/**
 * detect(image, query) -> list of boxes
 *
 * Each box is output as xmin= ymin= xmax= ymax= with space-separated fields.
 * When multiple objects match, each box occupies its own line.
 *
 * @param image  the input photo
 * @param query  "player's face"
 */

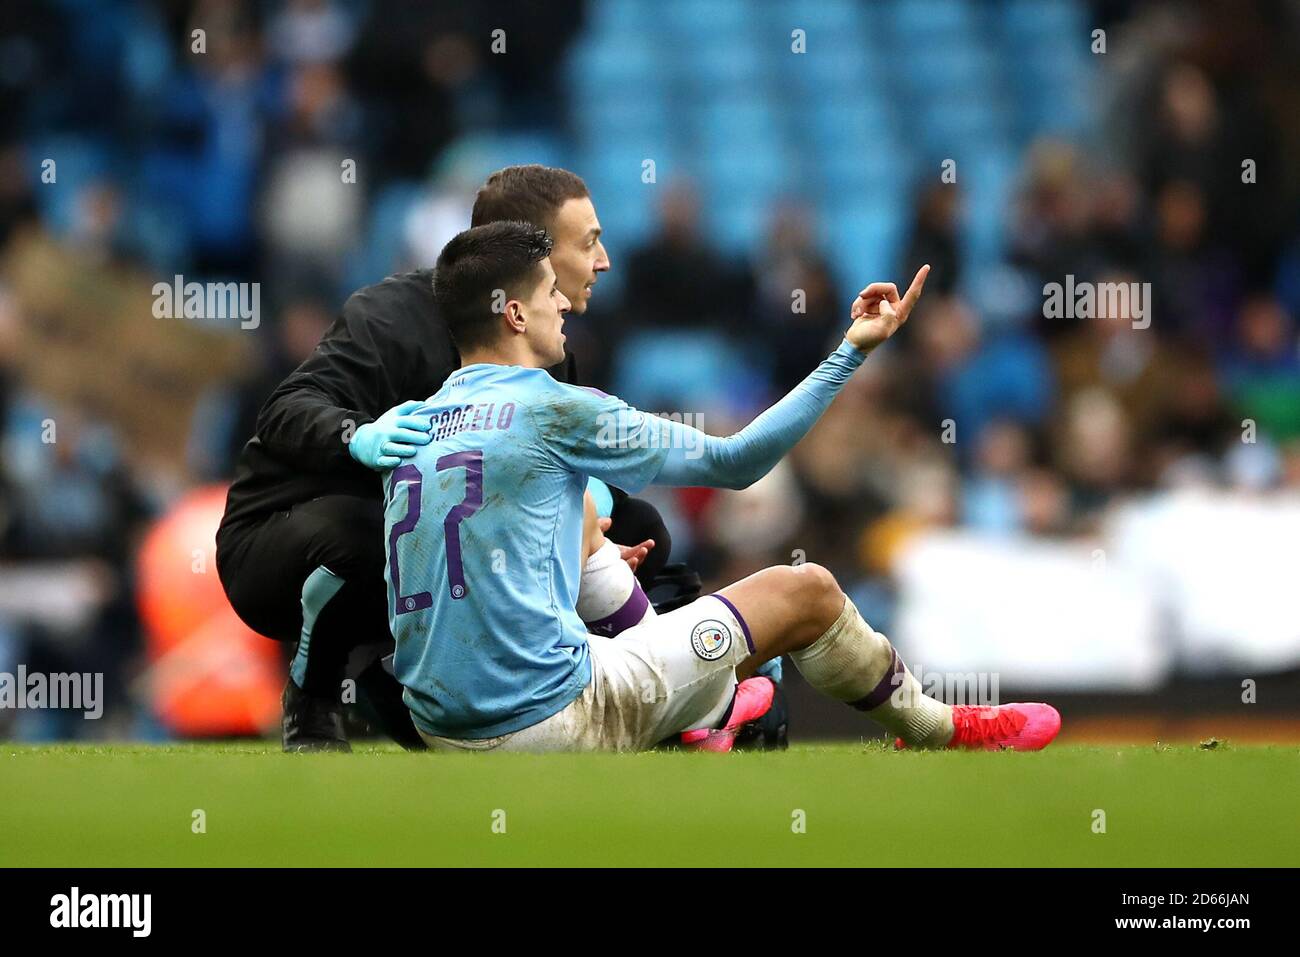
xmin=547 ymin=196 xmax=609 ymax=315
xmin=520 ymin=258 xmax=571 ymax=366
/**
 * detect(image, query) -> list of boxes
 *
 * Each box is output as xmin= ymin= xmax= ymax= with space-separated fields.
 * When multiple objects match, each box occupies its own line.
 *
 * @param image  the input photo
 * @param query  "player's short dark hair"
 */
xmin=470 ymin=165 xmax=590 ymax=232
xmin=433 ymin=221 xmax=554 ymax=352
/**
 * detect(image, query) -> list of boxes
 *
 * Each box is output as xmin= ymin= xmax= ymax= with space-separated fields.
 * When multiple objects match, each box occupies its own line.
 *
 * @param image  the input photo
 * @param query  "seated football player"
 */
xmin=216 ymin=164 xmax=688 ymax=751
xmin=385 ymin=222 xmax=1061 ymax=753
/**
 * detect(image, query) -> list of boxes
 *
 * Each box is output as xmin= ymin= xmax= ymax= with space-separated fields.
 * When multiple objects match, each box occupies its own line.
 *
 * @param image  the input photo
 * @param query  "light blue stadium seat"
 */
xmin=693 ymin=98 xmax=784 ymax=147
xmin=581 ymin=141 xmax=682 ymax=192
xmin=997 ymin=0 xmax=1094 ymax=139
xmin=889 ymin=0 xmax=980 ymax=39
xmin=958 ymin=148 xmax=1018 ymax=270
xmin=573 ymin=94 xmax=674 ymax=145
xmin=1005 ymin=43 xmax=1093 ymax=139
xmin=565 ymin=35 xmax=662 ymax=92
xmin=698 ymin=143 xmax=792 ymax=204
xmin=759 ymin=0 xmax=874 ymax=99
xmin=557 ymin=0 xmax=1102 ymax=311
xmin=817 ymin=150 xmax=909 ymax=206
xmin=612 ymin=329 xmax=770 ymax=417
xmin=803 ymin=91 xmax=892 ymax=141
xmin=786 ymin=54 xmax=876 ymax=101
xmin=343 ymin=180 xmax=422 ymax=293
xmin=822 ymin=200 xmax=908 ymax=289
xmin=584 ymin=191 xmax=654 ymax=265
xmin=901 ymin=45 xmax=1001 ymax=98
xmin=776 ymin=0 xmax=868 ymax=34
xmin=1002 ymin=0 xmax=1085 ymax=41
xmin=676 ymin=39 xmax=765 ymax=92
xmin=579 ymin=142 xmax=683 ymax=248
xmin=706 ymin=197 xmax=775 ymax=256
xmin=587 ymin=0 xmax=661 ymax=39
xmin=657 ymin=0 xmax=754 ymax=40
xmin=917 ymin=99 xmax=1012 ymax=154
xmin=474 ymin=132 xmax=571 ymax=174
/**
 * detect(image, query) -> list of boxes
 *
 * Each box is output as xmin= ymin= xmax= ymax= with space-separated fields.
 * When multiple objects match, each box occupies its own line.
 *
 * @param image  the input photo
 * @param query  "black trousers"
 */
xmin=216 ymin=493 xmax=673 ymax=698
xmin=217 ymin=495 xmax=388 ymax=696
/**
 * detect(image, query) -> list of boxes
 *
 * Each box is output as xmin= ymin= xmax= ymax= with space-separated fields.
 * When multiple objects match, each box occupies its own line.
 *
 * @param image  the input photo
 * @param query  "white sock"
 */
xmin=578 ymin=540 xmax=655 ymax=637
xmin=790 ymin=597 xmax=953 ymax=747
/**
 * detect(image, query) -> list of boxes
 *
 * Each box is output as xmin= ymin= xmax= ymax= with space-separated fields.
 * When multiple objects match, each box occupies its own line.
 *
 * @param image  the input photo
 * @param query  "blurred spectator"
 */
xmin=962 ymin=421 xmax=1033 ymax=536
xmin=613 ymin=180 xmax=766 ymax=415
xmin=260 ymin=60 xmax=365 ymax=292
xmin=1051 ymin=269 xmax=1197 ymax=457
xmin=1219 ymin=295 xmax=1300 ymax=442
xmin=1138 ymin=63 xmax=1223 ymax=202
xmin=753 ymin=201 xmax=843 ymax=393
xmin=0 ymin=146 xmax=38 ymax=247
xmin=1009 ymin=141 xmax=1102 ymax=337
xmin=267 ymin=0 xmax=356 ymax=66
xmin=1017 ymin=468 xmax=1073 ymax=538
xmin=622 ymin=180 xmax=754 ymax=331
xmin=907 ymin=293 xmax=1056 ymax=459
xmin=1057 ymin=387 xmax=1132 ymax=528
xmin=903 ymin=182 xmax=963 ymax=296
xmin=159 ymin=0 xmax=272 ymax=276
xmin=1150 ymin=177 xmax=1241 ymax=345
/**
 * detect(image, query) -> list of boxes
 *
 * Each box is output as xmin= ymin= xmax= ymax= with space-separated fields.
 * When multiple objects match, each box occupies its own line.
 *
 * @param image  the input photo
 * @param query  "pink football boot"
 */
xmin=895 ymin=703 xmax=1061 ymax=751
xmin=681 ymin=677 xmax=777 ymax=753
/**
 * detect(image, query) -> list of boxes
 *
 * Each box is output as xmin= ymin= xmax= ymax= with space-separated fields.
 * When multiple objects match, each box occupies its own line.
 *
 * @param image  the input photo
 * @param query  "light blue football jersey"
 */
xmin=386 ymin=341 xmax=868 ymax=739
xmin=384 ymin=363 xmax=671 ymax=738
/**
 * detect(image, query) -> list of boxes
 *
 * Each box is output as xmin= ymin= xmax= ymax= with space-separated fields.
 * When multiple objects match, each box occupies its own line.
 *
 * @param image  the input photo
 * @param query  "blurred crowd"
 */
xmin=1 ymin=0 xmax=1298 ymax=736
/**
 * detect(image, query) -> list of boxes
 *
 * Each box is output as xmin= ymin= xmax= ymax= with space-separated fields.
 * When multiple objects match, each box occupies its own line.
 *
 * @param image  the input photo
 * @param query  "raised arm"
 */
xmin=655 ymin=339 xmax=863 ymax=488
xmin=653 ymin=264 xmax=930 ymax=489
xmin=531 ymin=266 xmax=929 ymax=493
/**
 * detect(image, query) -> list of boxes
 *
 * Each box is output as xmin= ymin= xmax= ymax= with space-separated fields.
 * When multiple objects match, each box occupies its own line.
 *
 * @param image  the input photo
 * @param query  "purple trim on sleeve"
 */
xmin=587 ymin=584 xmax=650 ymax=637
xmin=578 ymin=385 xmax=611 ymax=399
xmin=712 ymin=593 xmax=755 ymax=654
xmin=850 ymin=650 xmax=903 ymax=712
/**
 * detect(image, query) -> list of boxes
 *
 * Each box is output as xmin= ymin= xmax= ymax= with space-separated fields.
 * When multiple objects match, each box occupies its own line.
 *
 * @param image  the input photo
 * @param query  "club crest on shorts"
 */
xmin=690 ymin=620 xmax=733 ymax=661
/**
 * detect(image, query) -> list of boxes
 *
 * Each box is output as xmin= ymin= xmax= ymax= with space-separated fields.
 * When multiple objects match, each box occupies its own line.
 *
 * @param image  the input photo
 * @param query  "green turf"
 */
xmin=2 ymin=742 xmax=1296 ymax=866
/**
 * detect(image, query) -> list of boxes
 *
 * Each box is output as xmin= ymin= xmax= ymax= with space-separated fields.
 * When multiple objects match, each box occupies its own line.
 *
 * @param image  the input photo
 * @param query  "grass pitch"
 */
xmin=2 ymin=742 xmax=1296 ymax=867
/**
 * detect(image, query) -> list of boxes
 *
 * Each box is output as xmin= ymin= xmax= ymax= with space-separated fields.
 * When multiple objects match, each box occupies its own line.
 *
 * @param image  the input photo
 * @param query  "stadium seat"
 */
xmin=777 ymin=0 xmax=868 ymax=34
xmin=889 ymin=0 xmax=981 ymax=41
xmin=343 ymin=180 xmax=422 ymax=293
xmin=656 ymin=0 xmax=754 ymax=40
xmin=822 ymin=202 xmax=908 ymax=291
xmin=565 ymin=35 xmax=662 ymax=92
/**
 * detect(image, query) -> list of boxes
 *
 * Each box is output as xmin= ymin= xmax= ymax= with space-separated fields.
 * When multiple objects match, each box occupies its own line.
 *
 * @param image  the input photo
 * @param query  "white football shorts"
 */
xmin=418 ymin=594 xmax=755 ymax=752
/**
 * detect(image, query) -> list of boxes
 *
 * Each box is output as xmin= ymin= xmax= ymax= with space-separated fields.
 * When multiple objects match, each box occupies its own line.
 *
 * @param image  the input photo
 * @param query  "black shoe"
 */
xmin=351 ymin=656 xmax=427 ymax=750
xmin=733 ymin=677 xmax=789 ymax=750
xmin=282 ymin=678 xmax=351 ymax=752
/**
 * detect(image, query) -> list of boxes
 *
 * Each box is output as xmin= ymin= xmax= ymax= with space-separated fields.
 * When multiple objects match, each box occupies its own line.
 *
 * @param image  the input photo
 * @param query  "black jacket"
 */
xmin=218 ymin=269 xmax=576 ymax=537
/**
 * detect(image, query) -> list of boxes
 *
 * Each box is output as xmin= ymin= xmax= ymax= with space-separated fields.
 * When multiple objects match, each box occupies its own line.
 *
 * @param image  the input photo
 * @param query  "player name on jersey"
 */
xmin=430 ymin=401 xmax=517 ymax=441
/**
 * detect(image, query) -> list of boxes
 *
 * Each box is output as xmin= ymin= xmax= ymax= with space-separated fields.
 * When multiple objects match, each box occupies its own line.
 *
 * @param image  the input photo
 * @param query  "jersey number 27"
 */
xmin=389 ymin=450 xmax=484 ymax=613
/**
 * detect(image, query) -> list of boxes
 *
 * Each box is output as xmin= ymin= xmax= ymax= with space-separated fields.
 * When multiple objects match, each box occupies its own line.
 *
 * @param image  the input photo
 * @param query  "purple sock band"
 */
xmin=712 ymin=593 xmax=755 ymax=654
xmin=587 ymin=583 xmax=650 ymax=638
xmin=850 ymin=649 xmax=903 ymax=712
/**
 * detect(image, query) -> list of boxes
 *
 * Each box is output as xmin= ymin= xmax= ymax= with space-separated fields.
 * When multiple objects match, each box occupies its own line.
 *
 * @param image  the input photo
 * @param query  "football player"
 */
xmin=386 ymin=222 xmax=1061 ymax=753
